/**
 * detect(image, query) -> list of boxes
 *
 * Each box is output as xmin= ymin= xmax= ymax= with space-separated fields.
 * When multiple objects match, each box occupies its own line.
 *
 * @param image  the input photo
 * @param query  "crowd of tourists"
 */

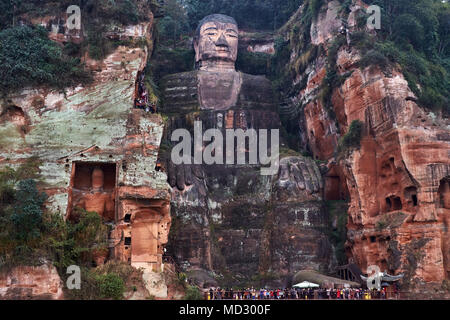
xmin=206 ymin=287 xmax=392 ymax=300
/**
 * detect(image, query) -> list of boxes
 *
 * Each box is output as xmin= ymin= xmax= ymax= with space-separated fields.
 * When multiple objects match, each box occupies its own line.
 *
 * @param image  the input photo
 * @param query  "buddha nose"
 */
xmin=215 ymin=33 xmax=229 ymax=48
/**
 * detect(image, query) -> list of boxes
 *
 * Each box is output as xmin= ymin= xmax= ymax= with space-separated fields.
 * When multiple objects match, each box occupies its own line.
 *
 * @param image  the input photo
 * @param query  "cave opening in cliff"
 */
xmin=392 ymin=197 xmax=402 ymax=210
xmin=385 ymin=198 xmax=392 ymax=211
xmin=412 ymin=194 xmax=418 ymax=206
xmin=325 ymin=176 xmax=342 ymax=200
xmin=385 ymin=196 xmax=402 ymax=212
xmin=404 ymin=186 xmax=418 ymax=207
xmin=438 ymin=177 xmax=450 ymax=209
xmin=124 ymin=213 xmax=132 ymax=223
xmin=0 ymin=104 xmax=30 ymax=133
xmin=68 ymin=162 xmax=117 ymax=222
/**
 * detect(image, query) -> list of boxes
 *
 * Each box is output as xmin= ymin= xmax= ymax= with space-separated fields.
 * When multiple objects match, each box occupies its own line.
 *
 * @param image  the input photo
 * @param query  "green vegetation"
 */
xmin=184 ymin=285 xmax=204 ymax=300
xmin=183 ymin=0 xmax=303 ymax=31
xmin=236 ymin=51 xmax=271 ymax=76
xmin=0 ymin=0 xmax=157 ymax=94
xmin=354 ymin=0 xmax=450 ymax=115
xmin=325 ymin=200 xmax=348 ymax=265
xmin=0 ymin=160 xmax=108 ymax=272
xmin=320 ymin=35 xmax=349 ymax=120
xmin=97 ymin=273 xmax=125 ymax=300
xmin=279 ymin=147 xmax=303 ymax=159
xmin=149 ymin=47 xmax=195 ymax=82
xmin=0 ymin=25 xmax=92 ymax=95
xmin=0 ymin=0 xmax=153 ymax=32
xmin=310 ymin=0 xmax=324 ymax=19
xmin=403 ymin=238 xmax=431 ymax=287
xmin=156 ymin=0 xmax=190 ymax=46
xmin=273 ymin=0 xmax=329 ymax=151
xmin=0 ymin=160 xmax=147 ymax=300
xmin=337 ymin=120 xmax=364 ymax=153
xmin=375 ymin=212 xmax=406 ymax=232
xmin=66 ymin=261 xmax=145 ymax=300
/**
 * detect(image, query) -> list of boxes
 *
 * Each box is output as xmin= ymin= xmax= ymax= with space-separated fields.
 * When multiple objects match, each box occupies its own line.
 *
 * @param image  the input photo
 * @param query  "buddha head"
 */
xmin=194 ymin=14 xmax=239 ymax=71
xmin=91 ymin=167 xmax=104 ymax=189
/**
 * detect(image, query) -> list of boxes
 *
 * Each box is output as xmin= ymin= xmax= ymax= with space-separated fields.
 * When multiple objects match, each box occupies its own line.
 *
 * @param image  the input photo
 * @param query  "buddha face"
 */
xmin=91 ymin=167 xmax=104 ymax=189
xmin=194 ymin=14 xmax=239 ymax=69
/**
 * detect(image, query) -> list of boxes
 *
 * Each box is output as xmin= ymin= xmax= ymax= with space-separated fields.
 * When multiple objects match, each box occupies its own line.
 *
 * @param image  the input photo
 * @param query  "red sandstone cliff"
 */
xmin=282 ymin=0 xmax=449 ymax=289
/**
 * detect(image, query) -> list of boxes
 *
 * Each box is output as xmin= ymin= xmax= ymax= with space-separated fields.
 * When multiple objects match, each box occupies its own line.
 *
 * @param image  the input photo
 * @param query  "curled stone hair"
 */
xmin=194 ymin=14 xmax=238 ymax=43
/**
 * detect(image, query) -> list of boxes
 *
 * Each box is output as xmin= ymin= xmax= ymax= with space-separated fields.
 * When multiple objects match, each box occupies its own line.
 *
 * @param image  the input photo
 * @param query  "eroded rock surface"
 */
xmin=282 ymin=0 xmax=450 ymax=285
xmin=0 ymin=8 xmax=171 ymax=298
xmin=0 ymin=264 xmax=64 ymax=300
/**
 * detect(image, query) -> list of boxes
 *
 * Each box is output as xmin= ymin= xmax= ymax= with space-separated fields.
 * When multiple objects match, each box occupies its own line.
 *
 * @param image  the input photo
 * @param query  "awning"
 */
xmin=293 ymin=281 xmax=320 ymax=288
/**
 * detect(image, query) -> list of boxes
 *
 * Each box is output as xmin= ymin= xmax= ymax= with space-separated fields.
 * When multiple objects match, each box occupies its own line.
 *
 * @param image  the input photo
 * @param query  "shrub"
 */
xmin=338 ymin=120 xmax=364 ymax=153
xmin=237 ymin=51 xmax=271 ymax=75
xmin=311 ymin=0 xmax=324 ymax=20
xmin=359 ymin=49 xmax=390 ymax=70
xmin=184 ymin=285 xmax=204 ymax=300
xmin=97 ymin=273 xmax=125 ymax=300
xmin=0 ymin=160 xmax=110 ymax=272
xmin=150 ymin=47 xmax=195 ymax=82
xmin=393 ymin=14 xmax=425 ymax=50
xmin=9 ymin=179 xmax=47 ymax=242
xmin=176 ymin=272 xmax=188 ymax=288
xmin=0 ymin=25 xmax=91 ymax=94
xmin=325 ymin=200 xmax=349 ymax=265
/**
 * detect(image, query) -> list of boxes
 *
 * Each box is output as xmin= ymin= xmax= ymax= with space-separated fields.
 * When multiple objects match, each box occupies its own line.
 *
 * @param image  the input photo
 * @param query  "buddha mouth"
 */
xmin=216 ymin=47 xmax=230 ymax=53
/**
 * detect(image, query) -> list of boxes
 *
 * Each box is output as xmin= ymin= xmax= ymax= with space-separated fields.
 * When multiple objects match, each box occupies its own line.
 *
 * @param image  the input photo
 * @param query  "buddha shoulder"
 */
xmin=161 ymin=71 xmax=200 ymax=114
xmin=236 ymin=73 xmax=276 ymax=110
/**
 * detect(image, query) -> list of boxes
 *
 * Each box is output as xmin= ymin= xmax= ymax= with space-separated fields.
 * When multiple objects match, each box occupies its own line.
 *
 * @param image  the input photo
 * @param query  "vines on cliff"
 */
xmin=353 ymin=0 xmax=450 ymax=115
xmin=0 ymin=26 xmax=92 ymax=95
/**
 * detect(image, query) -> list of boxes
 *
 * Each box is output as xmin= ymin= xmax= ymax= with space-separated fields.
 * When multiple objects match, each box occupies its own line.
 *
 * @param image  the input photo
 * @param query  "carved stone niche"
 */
xmin=112 ymin=198 xmax=171 ymax=272
xmin=439 ymin=177 xmax=450 ymax=209
xmin=68 ymin=162 xmax=117 ymax=222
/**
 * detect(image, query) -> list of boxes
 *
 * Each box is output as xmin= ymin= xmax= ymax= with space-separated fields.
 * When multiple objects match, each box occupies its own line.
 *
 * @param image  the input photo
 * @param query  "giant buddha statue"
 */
xmin=160 ymin=14 xmax=329 ymax=283
xmin=162 ymin=14 xmax=277 ymax=115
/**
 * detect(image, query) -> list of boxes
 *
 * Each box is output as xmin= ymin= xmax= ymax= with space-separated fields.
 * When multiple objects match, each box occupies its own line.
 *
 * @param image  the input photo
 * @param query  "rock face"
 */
xmin=0 ymin=8 xmax=171 ymax=297
xmin=282 ymin=0 xmax=450 ymax=285
xmin=0 ymin=264 xmax=64 ymax=300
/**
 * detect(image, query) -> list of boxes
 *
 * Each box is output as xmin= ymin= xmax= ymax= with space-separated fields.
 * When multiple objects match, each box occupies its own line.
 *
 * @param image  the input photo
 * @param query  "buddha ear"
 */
xmin=194 ymin=39 xmax=200 ymax=63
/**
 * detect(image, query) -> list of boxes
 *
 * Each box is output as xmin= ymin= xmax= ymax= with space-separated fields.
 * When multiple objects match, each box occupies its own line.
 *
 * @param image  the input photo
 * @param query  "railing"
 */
xmin=205 ymin=290 xmax=405 ymax=301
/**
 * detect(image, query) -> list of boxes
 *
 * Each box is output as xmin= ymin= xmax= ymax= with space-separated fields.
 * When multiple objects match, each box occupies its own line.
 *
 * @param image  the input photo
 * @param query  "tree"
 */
xmin=0 ymin=25 xmax=91 ymax=94
xmin=158 ymin=0 xmax=189 ymax=46
xmin=182 ymin=0 xmax=303 ymax=31
xmin=437 ymin=4 xmax=450 ymax=56
xmin=10 ymin=179 xmax=47 ymax=241
xmin=393 ymin=14 xmax=425 ymax=50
